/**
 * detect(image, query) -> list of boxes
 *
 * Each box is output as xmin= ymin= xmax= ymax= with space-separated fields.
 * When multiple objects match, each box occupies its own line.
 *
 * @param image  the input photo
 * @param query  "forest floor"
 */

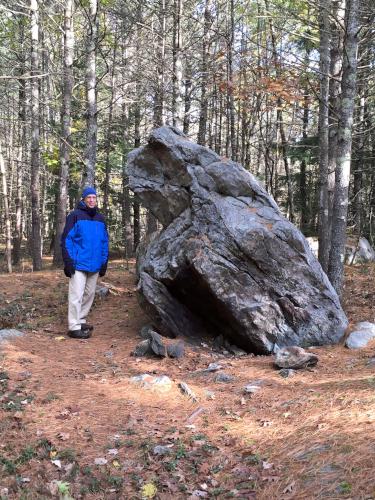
xmin=0 ymin=260 xmax=375 ymax=500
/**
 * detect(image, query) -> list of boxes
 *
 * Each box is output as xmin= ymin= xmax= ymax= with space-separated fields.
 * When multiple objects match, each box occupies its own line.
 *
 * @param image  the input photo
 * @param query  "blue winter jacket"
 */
xmin=61 ymin=201 xmax=109 ymax=273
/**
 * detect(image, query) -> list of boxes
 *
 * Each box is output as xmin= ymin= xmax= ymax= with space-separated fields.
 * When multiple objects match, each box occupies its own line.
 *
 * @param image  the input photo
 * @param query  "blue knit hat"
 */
xmin=82 ymin=187 xmax=97 ymax=199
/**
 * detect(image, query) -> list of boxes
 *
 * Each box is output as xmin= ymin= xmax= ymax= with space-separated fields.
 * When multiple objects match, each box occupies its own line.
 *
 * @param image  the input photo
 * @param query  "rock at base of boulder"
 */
xmin=274 ymin=346 xmax=318 ymax=369
xmin=279 ymin=368 xmax=295 ymax=378
xmin=139 ymin=325 xmax=185 ymax=359
xmin=167 ymin=340 xmax=185 ymax=358
xmin=133 ymin=339 xmax=153 ymax=357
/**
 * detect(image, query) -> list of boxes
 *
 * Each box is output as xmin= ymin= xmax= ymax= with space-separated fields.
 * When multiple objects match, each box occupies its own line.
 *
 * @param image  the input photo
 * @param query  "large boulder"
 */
xmin=127 ymin=127 xmax=348 ymax=354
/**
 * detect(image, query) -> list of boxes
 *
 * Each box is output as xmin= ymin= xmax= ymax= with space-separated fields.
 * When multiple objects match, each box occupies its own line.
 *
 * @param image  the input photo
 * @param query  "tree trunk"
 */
xmin=53 ymin=0 xmax=74 ymax=266
xmin=103 ymin=37 xmax=118 ymax=219
xmin=0 ymin=142 xmax=12 ymax=273
xmin=172 ymin=0 xmax=184 ymax=129
xmin=30 ymin=0 xmax=43 ymax=271
xmin=227 ymin=0 xmax=236 ymax=159
xmin=133 ymin=94 xmax=141 ymax=251
xmin=183 ymin=60 xmax=192 ymax=135
xmin=153 ymin=0 xmax=166 ymax=127
xmin=122 ymin=105 xmax=133 ymax=260
xmin=13 ymin=15 xmax=26 ymax=266
xmin=327 ymin=0 xmax=345 ymax=255
xmin=83 ymin=0 xmax=98 ymax=188
xmin=300 ymin=89 xmax=309 ymax=234
xmin=197 ymin=0 xmax=212 ymax=145
xmin=318 ymin=0 xmax=331 ymax=272
xmin=328 ymin=0 xmax=360 ymax=294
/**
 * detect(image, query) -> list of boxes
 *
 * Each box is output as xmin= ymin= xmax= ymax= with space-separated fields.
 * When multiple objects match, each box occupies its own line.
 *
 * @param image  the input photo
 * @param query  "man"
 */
xmin=61 ymin=187 xmax=109 ymax=339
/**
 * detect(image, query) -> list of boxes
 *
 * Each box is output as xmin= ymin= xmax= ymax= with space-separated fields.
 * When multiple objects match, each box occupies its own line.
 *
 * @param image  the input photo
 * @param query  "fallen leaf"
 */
xmin=112 ymin=459 xmax=121 ymax=468
xmin=140 ymin=482 xmax=157 ymax=499
xmin=51 ymin=459 xmax=62 ymax=469
xmin=54 ymin=336 xmax=66 ymax=341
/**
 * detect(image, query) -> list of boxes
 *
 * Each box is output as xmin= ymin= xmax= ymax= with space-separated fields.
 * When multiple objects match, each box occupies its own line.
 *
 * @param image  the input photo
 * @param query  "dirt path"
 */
xmin=0 ymin=262 xmax=375 ymax=499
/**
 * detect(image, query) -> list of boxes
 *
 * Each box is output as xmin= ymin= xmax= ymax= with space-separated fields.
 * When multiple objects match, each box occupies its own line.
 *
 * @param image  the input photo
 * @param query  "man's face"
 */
xmin=84 ymin=194 xmax=97 ymax=208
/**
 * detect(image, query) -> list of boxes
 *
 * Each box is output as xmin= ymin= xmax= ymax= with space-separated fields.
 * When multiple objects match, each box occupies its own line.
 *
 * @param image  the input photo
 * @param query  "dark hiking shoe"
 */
xmin=81 ymin=324 xmax=94 ymax=331
xmin=68 ymin=328 xmax=91 ymax=339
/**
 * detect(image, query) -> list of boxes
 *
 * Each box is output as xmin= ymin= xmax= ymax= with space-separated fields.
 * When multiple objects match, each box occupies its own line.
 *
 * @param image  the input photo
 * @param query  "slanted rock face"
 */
xmin=127 ymin=126 xmax=348 ymax=354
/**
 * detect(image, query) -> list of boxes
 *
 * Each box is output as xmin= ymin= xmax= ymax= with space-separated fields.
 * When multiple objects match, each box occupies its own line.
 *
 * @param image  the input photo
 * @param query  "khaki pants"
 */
xmin=68 ymin=270 xmax=99 ymax=331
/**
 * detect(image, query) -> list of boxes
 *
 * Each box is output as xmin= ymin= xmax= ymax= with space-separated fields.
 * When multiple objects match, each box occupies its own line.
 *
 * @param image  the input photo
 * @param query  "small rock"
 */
xmin=133 ymin=339 xmax=152 ymax=357
xmin=279 ymin=368 xmax=295 ymax=378
xmin=274 ymin=346 xmax=318 ymax=369
xmin=213 ymin=335 xmax=225 ymax=349
xmin=0 ymin=329 xmax=24 ymax=343
xmin=167 ymin=340 xmax=185 ymax=358
xmin=153 ymin=444 xmax=174 ymax=456
xmin=366 ymin=357 xmax=375 ymax=366
xmin=15 ymin=371 xmax=32 ymax=381
xmin=215 ymin=372 xmax=235 ymax=383
xmin=130 ymin=374 xmax=172 ymax=392
xmin=346 ymin=323 xmax=375 ymax=349
xmin=205 ymin=363 xmax=223 ymax=372
xmin=107 ymin=448 xmax=118 ymax=455
xmin=178 ymin=381 xmax=198 ymax=402
xmin=228 ymin=345 xmax=247 ymax=356
xmin=140 ymin=325 xmax=157 ymax=340
xmin=94 ymin=457 xmax=108 ymax=465
xmin=95 ymin=286 xmax=109 ymax=298
xmin=191 ymin=490 xmax=208 ymax=498
xmin=150 ymin=332 xmax=167 ymax=357
xmin=243 ymin=383 xmax=262 ymax=394
xmin=204 ymin=390 xmax=216 ymax=400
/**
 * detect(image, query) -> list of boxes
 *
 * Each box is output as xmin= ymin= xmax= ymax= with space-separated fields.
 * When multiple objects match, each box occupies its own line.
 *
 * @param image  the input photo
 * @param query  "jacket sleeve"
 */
xmin=101 ymin=220 xmax=109 ymax=266
xmin=60 ymin=212 xmax=76 ymax=267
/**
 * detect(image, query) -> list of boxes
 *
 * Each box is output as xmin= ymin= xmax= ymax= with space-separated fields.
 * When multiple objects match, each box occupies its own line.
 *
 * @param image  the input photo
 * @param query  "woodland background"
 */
xmin=0 ymin=0 xmax=374 ymax=295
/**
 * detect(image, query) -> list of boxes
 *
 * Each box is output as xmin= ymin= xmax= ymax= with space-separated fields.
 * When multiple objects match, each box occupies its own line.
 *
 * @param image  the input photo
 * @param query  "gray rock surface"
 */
xmin=95 ymin=285 xmax=109 ymax=298
xmin=167 ymin=340 xmax=185 ymax=358
xmin=0 ymin=329 xmax=24 ymax=343
xmin=346 ymin=322 xmax=375 ymax=349
xmin=274 ymin=346 xmax=318 ymax=369
xmin=127 ymin=126 xmax=348 ymax=354
xmin=133 ymin=339 xmax=152 ymax=357
xmin=153 ymin=445 xmax=174 ymax=456
xmin=130 ymin=374 xmax=172 ymax=392
xmin=345 ymin=237 xmax=375 ymax=264
xmin=178 ymin=381 xmax=198 ymax=402
xmin=278 ymin=368 xmax=295 ymax=378
xmin=215 ymin=373 xmax=235 ymax=383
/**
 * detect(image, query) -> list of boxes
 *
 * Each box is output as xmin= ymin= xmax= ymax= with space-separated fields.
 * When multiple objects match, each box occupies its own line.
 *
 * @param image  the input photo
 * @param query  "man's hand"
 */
xmin=99 ymin=263 xmax=107 ymax=277
xmin=64 ymin=263 xmax=75 ymax=278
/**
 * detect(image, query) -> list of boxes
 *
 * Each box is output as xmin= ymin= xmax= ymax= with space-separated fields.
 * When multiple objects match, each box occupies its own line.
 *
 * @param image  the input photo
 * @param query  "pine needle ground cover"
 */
xmin=0 ymin=261 xmax=374 ymax=499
